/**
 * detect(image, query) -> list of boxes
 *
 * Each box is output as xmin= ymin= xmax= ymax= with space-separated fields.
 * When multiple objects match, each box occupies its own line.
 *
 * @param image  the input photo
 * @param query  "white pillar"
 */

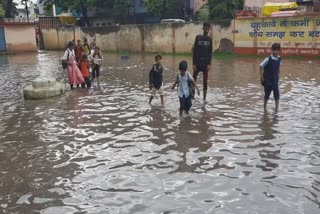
xmin=53 ymin=4 xmax=56 ymax=16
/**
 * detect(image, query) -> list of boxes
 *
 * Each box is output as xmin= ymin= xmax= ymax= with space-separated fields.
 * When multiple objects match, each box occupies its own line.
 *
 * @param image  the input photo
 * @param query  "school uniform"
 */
xmin=149 ymin=64 xmax=164 ymax=96
xmin=260 ymin=55 xmax=282 ymax=100
xmin=177 ymin=72 xmax=194 ymax=112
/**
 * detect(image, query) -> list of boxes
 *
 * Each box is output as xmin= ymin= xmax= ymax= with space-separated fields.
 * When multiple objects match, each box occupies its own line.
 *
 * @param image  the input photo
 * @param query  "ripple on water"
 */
xmin=0 ymin=53 xmax=319 ymax=213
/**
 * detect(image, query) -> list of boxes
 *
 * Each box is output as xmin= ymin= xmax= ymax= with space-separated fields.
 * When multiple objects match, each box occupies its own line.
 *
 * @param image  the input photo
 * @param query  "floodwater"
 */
xmin=0 ymin=52 xmax=319 ymax=214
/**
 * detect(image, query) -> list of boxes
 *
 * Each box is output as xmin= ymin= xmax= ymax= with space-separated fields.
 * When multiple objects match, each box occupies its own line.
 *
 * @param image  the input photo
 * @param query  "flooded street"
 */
xmin=0 ymin=51 xmax=319 ymax=214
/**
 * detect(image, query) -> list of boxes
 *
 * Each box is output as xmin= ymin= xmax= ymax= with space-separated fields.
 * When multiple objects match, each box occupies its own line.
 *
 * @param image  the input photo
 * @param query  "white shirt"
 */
xmin=260 ymin=54 xmax=281 ymax=68
xmin=177 ymin=72 xmax=193 ymax=98
xmin=62 ymin=49 xmax=75 ymax=60
xmin=88 ymin=51 xmax=103 ymax=65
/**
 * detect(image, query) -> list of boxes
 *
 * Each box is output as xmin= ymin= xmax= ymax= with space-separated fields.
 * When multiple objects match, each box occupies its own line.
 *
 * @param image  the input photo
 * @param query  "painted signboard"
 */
xmin=234 ymin=16 xmax=320 ymax=56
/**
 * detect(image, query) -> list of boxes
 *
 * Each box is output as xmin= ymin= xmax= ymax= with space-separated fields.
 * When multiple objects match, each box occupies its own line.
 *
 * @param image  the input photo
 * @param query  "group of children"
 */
xmin=148 ymin=54 xmax=200 ymax=116
xmin=149 ymin=43 xmax=282 ymax=116
xmin=62 ymin=23 xmax=282 ymax=116
xmin=62 ymin=38 xmax=103 ymax=89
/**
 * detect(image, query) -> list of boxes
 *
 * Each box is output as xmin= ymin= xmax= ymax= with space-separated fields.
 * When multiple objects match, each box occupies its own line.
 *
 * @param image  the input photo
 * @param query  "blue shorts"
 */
xmin=179 ymin=95 xmax=192 ymax=111
xmin=264 ymin=85 xmax=279 ymax=100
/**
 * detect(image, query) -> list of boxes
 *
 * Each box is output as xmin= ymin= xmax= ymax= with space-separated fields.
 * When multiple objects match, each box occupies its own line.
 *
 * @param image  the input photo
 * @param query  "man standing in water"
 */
xmin=192 ymin=22 xmax=213 ymax=101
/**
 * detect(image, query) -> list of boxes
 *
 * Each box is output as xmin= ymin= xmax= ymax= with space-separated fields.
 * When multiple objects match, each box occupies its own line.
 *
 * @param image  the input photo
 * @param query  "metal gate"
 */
xmin=0 ymin=27 xmax=6 ymax=51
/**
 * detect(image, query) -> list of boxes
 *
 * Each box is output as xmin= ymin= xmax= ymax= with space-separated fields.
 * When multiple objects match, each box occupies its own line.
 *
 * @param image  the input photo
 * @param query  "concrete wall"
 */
xmin=41 ymin=21 xmax=234 ymax=54
xmin=4 ymin=24 xmax=37 ymax=52
xmin=41 ymin=27 xmax=81 ymax=50
xmin=79 ymin=21 xmax=234 ymax=54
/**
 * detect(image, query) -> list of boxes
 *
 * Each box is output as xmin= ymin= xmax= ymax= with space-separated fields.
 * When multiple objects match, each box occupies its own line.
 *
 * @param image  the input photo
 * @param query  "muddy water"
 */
xmin=0 ymin=52 xmax=319 ymax=214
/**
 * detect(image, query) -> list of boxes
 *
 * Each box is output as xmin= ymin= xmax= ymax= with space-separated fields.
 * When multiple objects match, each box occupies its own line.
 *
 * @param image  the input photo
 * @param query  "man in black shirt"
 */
xmin=149 ymin=54 xmax=164 ymax=106
xmin=193 ymin=22 xmax=213 ymax=101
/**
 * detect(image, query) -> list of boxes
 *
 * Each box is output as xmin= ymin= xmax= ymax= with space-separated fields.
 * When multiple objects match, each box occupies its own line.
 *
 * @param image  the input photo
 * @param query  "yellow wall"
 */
xmin=4 ymin=24 xmax=37 ymax=52
xmin=235 ymin=16 xmax=320 ymax=55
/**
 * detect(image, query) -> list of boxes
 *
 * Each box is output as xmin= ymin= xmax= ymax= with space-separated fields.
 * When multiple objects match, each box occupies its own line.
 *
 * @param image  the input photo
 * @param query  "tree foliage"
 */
xmin=43 ymin=0 xmax=131 ymax=13
xmin=208 ymin=0 xmax=243 ymax=20
xmin=4 ymin=0 xmax=13 ymax=18
xmin=0 ymin=0 xmax=5 ymax=17
xmin=195 ymin=4 xmax=210 ymax=21
xmin=2 ymin=0 xmax=18 ymax=18
xmin=44 ymin=0 xmax=132 ymax=26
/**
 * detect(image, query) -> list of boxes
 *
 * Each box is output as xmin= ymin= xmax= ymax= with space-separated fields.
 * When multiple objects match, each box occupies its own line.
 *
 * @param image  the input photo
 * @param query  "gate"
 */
xmin=0 ymin=27 xmax=6 ymax=51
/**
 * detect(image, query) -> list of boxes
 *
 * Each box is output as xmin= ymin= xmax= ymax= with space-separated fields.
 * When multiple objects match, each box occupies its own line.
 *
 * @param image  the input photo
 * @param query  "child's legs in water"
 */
xmin=82 ymin=77 xmax=91 ymax=88
xmin=91 ymin=65 xmax=100 ymax=83
xmin=179 ymin=96 xmax=192 ymax=115
xmin=185 ymin=96 xmax=192 ymax=113
xmin=159 ymin=85 xmax=164 ymax=106
xmin=273 ymin=85 xmax=280 ymax=109
xmin=179 ymin=96 xmax=185 ymax=115
xmin=264 ymin=86 xmax=272 ymax=108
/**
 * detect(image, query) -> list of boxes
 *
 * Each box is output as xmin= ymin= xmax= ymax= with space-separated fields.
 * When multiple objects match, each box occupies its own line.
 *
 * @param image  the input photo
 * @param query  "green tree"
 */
xmin=0 ymin=0 xmax=5 ymax=17
xmin=208 ymin=0 xmax=243 ymax=20
xmin=195 ymin=4 xmax=210 ymax=21
xmin=43 ymin=0 xmax=131 ymax=25
xmin=44 ymin=0 xmax=131 ymax=13
xmin=143 ymin=0 xmax=174 ymax=19
xmin=4 ymin=0 xmax=13 ymax=18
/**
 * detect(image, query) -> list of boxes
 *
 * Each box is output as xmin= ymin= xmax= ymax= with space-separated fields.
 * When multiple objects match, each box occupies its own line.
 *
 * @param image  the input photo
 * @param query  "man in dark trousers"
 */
xmin=193 ymin=22 xmax=213 ymax=101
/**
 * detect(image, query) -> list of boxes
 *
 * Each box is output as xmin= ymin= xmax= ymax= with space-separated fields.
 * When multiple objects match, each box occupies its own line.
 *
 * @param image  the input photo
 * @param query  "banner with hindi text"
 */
xmin=234 ymin=16 xmax=320 ymax=56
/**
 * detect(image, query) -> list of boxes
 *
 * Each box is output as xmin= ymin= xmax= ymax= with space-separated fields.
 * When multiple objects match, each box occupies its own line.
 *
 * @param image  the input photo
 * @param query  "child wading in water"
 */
xmin=75 ymin=39 xmax=83 ymax=63
xmin=89 ymin=47 xmax=103 ymax=86
xmin=259 ymin=43 xmax=282 ymax=110
xmin=172 ymin=61 xmax=200 ymax=116
xmin=80 ymin=54 xmax=91 ymax=88
xmin=149 ymin=54 xmax=164 ymax=106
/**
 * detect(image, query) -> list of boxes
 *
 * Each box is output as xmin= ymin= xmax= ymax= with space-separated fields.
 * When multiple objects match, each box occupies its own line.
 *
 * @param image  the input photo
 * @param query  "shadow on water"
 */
xmin=0 ymin=52 xmax=319 ymax=213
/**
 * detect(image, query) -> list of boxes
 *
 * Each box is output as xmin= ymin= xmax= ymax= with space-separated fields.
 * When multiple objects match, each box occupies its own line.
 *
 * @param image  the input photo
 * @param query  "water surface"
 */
xmin=0 ymin=52 xmax=319 ymax=214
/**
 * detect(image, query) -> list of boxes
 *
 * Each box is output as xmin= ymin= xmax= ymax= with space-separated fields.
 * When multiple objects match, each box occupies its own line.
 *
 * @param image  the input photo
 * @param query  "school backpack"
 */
xmin=62 ymin=50 xmax=70 ymax=69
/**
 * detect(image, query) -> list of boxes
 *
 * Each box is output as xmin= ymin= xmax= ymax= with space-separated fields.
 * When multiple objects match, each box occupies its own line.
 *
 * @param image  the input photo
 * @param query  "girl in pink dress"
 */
xmin=62 ymin=41 xmax=84 ymax=90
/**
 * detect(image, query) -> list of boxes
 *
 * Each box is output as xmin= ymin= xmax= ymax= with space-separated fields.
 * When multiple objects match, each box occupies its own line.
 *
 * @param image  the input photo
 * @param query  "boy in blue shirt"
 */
xmin=149 ymin=54 xmax=164 ymax=106
xmin=260 ymin=43 xmax=281 ymax=110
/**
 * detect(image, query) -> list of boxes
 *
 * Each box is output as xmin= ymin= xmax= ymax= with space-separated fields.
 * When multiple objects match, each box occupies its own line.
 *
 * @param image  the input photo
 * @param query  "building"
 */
xmin=16 ymin=2 xmax=37 ymax=21
xmin=244 ymin=0 xmax=292 ymax=10
xmin=244 ymin=0 xmax=320 ymax=14
xmin=36 ymin=0 xmax=46 ymax=16
xmin=0 ymin=20 xmax=37 ymax=52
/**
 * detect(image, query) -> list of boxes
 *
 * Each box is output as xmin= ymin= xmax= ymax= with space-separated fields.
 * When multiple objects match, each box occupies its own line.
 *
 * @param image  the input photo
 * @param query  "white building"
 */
xmin=16 ymin=2 xmax=37 ymax=20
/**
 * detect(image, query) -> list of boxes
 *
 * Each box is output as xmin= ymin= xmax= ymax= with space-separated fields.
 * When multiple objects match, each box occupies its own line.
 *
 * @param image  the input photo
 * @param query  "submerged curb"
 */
xmin=24 ymin=78 xmax=65 ymax=100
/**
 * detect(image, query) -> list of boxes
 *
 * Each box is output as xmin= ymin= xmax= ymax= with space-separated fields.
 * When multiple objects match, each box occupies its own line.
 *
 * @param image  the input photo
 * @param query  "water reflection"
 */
xmin=259 ymin=110 xmax=279 ymax=141
xmin=0 ymin=52 xmax=319 ymax=214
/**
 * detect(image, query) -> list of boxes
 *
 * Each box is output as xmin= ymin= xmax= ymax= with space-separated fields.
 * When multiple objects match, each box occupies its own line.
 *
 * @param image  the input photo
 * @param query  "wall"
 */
xmin=234 ymin=15 xmax=320 ymax=56
xmin=41 ymin=27 xmax=81 ymax=50
xmin=3 ymin=24 xmax=37 ymax=52
xmin=80 ymin=21 xmax=234 ymax=54
xmin=41 ymin=21 xmax=234 ymax=53
xmin=41 ymin=15 xmax=320 ymax=56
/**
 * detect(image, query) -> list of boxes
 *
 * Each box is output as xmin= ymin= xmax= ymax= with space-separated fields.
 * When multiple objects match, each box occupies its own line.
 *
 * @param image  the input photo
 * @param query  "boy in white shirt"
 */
xmin=172 ymin=61 xmax=200 ymax=116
